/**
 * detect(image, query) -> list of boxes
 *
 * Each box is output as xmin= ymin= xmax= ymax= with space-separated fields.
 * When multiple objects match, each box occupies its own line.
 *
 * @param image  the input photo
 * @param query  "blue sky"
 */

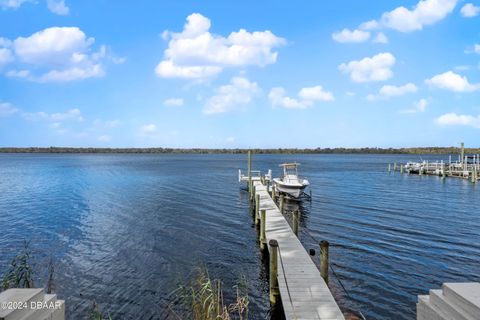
xmin=1 ymin=0 xmax=480 ymax=148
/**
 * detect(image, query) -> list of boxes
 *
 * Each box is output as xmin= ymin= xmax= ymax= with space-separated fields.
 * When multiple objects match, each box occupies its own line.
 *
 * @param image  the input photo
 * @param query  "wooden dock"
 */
xmin=253 ymin=180 xmax=345 ymax=320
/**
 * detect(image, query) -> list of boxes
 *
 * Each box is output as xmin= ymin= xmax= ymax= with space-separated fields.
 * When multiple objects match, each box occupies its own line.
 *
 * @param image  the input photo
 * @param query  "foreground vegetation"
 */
xmin=0 ymin=146 xmax=477 ymax=154
xmin=166 ymin=270 xmax=249 ymax=320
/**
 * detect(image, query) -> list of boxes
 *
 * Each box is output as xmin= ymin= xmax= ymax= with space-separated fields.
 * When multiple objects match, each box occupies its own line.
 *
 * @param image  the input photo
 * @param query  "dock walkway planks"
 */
xmin=253 ymin=181 xmax=345 ymax=320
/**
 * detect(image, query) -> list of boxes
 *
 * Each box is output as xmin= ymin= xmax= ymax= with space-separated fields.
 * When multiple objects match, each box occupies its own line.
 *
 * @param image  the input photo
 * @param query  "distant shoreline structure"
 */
xmin=0 ymin=147 xmax=478 ymax=154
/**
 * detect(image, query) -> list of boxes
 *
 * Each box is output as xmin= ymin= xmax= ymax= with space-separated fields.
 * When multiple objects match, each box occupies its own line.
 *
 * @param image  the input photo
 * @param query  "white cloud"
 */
xmin=298 ymin=85 xmax=335 ymax=101
xmin=368 ymin=83 xmax=417 ymax=100
xmin=46 ymin=0 xmax=69 ymax=15
xmin=400 ymin=98 xmax=428 ymax=113
xmin=0 ymin=0 xmax=30 ymax=9
xmin=380 ymin=83 xmax=418 ymax=96
xmin=332 ymin=28 xmax=370 ymax=43
xmin=0 ymin=102 xmax=18 ymax=117
xmin=379 ymin=0 xmax=458 ymax=32
xmin=460 ymin=3 xmax=480 ymax=17
xmin=155 ymin=13 xmax=285 ymax=79
xmin=339 ymin=52 xmax=395 ymax=83
xmin=269 ymin=85 xmax=334 ymax=109
xmin=0 ymin=48 xmax=13 ymax=67
xmin=23 ymin=108 xmax=84 ymax=122
xmin=353 ymin=0 xmax=458 ymax=35
xmin=435 ymin=113 xmax=480 ymax=127
xmin=373 ymin=32 xmax=389 ymax=44
xmin=97 ymin=135 xmax=111 ymax=142
xmin=475 ymin=44 xmax=480 ymax=54
xmin=203 ymin=76 xmax=259 ymax=114
xmin=140 ymin=124 xmax=158 ymax=134
xmin=163 ymin=98 xmax=185 ymax=107
xmin=3 ymin=27 xmax=106 ymax=82
xmin=425 ymin=71 xmax=480 ymax=92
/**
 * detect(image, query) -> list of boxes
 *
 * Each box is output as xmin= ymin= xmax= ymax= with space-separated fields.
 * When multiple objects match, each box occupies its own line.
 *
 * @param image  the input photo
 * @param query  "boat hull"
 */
xmin=273 ymin=179 xmax=308 ymax=198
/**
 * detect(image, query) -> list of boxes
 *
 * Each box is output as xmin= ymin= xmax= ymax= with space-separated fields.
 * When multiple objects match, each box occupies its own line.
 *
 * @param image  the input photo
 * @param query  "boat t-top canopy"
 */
xmin=279 ymin=162 xmax=300 ymax=168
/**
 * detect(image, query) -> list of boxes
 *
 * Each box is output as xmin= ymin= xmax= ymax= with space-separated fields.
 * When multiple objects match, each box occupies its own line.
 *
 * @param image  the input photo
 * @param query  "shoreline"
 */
xmin=0 ymin=147 xmax=478 ymax=154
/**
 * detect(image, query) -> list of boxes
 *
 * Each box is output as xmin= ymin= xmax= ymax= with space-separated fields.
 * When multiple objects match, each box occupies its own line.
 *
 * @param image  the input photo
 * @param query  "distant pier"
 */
xmin=390 ymin=143 xmax=480 ymax=183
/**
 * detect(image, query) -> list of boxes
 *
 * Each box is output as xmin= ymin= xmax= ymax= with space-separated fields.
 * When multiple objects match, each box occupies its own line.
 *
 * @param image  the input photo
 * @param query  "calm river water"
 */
xmin=0 ymin=154 xmax=479 ymax=319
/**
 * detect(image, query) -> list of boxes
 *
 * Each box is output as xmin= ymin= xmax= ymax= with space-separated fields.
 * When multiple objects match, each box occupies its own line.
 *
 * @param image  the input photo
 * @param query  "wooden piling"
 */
xmin=394 ymin=162 xmax=397 ymax=171
xmin=279 ymin=195 xmax=284 ymax=214
xmin=388 ymin=163 xmax=391 ymax=172
xmin=320 ymin=240 xmax=329 ymax=285
xmin=255 ymin=194 xmax=260 ymax=225
xmin=460 ymin=142 xmax=465 ymax=165
xmin=293 ymin=210 xmax=299 ymax=236
xmin=248 ymin=150 xmax=252 ymax=193
xmin=400 ymin=165 xmax=404 ymax=174
xmin=260 ymin=209 xmax=266 ymax=250
xmin=269 ymin=239 xmax=279 ymax=305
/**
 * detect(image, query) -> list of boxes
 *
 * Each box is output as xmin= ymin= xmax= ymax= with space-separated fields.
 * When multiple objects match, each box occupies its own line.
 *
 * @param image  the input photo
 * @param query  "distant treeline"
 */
xmin=0 ymin=147 xmax=478 ymax=154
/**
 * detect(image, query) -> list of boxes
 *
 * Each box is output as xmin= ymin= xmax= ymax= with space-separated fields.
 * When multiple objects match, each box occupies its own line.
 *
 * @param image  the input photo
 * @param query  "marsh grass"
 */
xmin=89 ymin=301 xmax=113 ymax=320
xmin=166 ymin=270 xmax=249 ymax=320
xmin=2 ymin=240 xmax=34 ymax=290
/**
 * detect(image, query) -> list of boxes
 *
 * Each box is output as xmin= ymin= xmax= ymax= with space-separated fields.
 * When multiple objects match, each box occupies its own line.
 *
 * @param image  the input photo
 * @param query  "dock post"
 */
xmin=279 ymin=195 xmax=284 ymax=213
xmin=260 ymin=209 xmax=266 ymax=250
xmin=255 ymin=194 xmax=260 ymax=225
xmin=472 ymin=165 xmax=477 ymax=184
xmin=320 ymin=240 xmax=329 ymax=285
xmin=400 ymin=165 xmax=404 ymax=174
xmin=271 ymin=185 xmax=276 ymax=201
xmin=460 ymin=142 xmax=465 ymax=165
xmin=293 ymin=210 xmax=299 ymax=236
xmin=394 ymin=162 xmax=397 ymax=172
xmin=388 ymin=163 xmax=391 ymax=172
xmin=250 ymin=183 xmax=255 ymax=201
xmin=268 ymin=239 xmax=279 ymax=305
xmin=248 ymin=150 xmax=252 ymax=193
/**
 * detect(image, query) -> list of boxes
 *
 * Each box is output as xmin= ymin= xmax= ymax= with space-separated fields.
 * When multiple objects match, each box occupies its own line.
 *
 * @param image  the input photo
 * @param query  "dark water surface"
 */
xmin=0 ymin=154 xmax=479 ymax=319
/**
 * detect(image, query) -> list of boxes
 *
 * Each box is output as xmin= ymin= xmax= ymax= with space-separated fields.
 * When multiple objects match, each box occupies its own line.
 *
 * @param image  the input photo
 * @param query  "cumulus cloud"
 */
xmin=0 ymin=102 xmax=18 ymax=117
xmin=0 ymin=48 xmax=13 ymax=67
xmin=400 ymin=99 xmax=428 ymax=113
xmin=339 ymin=52 xmax=395 ymax=83
xmin=2 ymin=27 xmax=107 ymax=82
xmin=203 ymin=77 xmax=259 ymax=114
xmin=425 ymin=71 xmax=480 ymax=92
xmin=47 ymin=0 xmax=69 ymax=15
xmin=336 ymin=0 xmax=457 ymax=40
xmin=163 ymin=98 xmax=184 ymax=107
xmin=460 ymin=3 xmax=480 ymax=17
xmin=368 ymin=83 xmax=418 ymax=100
xmin=331 ymin=28 xmax=370 ymax=43
xmin=435 ymin=113 xmax=480 ymax=128
xmin=268 ymin=85 xmax=334 ymax=109
xmin=156 ymin=13 xmax=285 ymax=79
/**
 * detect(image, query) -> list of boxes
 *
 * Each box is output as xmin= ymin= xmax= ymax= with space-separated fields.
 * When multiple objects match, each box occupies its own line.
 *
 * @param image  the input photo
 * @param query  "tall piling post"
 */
xmin=460 ymin=142 xmax=465 ymax=166
xmin=394 ymin=162 xmax=397 ymax=172
xmin=255 ymin=194 xmax=260 ymax=225
xmin=293 ymin=210 xmax=299 ymax=236
xmin=271 ymin=185 xmax=276 ymax=202
xmin=320 ymin=240 xmax=329 ymax=285
xmin=400 ymin=165 xmax=404 ymax=174
xmin=388 ymin=163 xmax=391 ymax=172
xmin=279 ymin=195 xmax=284 ymax=214
xmin=248 ymin=150 xmax=252 ymax=193
xmin=260 ymin=209 xmax=266 ymax=250
xmin=269 ymin=239 xmax=279 ymax=305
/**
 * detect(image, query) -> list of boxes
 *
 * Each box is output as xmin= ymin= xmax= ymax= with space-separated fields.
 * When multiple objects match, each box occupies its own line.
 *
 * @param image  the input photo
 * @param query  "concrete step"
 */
xmin=0 ymin=289 xmax=44 ymax=320
xmin=19 ymin=293 xmax=61 ymax=320
xmin=429 ymin=289 xmax=472 ymax=320
xmin=417 ymin=295 xmax=448 ymax=320
xmin=442 ymin=283 xmax=480 ymax=319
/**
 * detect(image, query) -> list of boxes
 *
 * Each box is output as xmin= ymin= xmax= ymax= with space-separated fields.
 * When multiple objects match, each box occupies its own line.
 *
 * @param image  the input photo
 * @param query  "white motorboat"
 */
xmin=273 ymin=163 xmax=309 ymax=198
